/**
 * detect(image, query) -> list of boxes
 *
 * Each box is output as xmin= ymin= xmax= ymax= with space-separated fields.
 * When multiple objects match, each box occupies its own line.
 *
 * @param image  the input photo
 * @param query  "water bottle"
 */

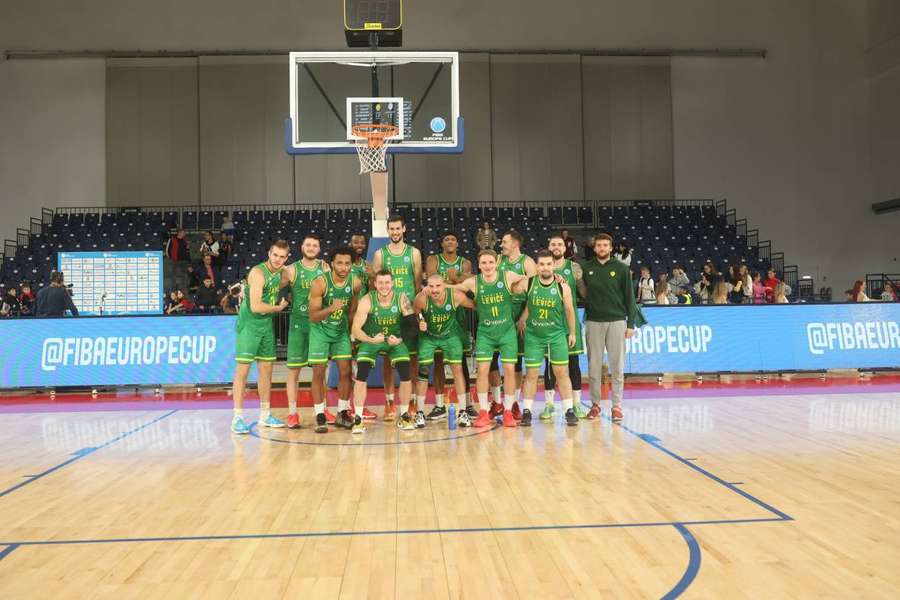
xmin=448 ymin=404 xmax=457 ymax=430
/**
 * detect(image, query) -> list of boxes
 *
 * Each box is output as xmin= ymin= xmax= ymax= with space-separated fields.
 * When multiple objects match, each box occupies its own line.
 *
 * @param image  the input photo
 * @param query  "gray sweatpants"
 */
xmin=585 ymin=320 xmax=626 ymax=407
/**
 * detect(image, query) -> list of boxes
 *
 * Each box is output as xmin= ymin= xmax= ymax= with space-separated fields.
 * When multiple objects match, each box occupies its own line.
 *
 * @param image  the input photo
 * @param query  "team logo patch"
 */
xmin=404 ymin=256 xmax=410 ymax=262
xmin=611 ymin=271 xmax=616 ymax=277
xmin=445 ymin=304 xmax=452 ymax=310
xmin=564 ymin=269 xmax=570 ymax=275
xmin=345 ymin=287 xmax=351 ymax=293
xmin=497 ymin=282 xmax=504 ymax=289
xmin=550 ymin=288 xmax=558 ymax=295
xmin=391 ymin=305 xmax=398 ymax=313
xmin=588 ymin=271 xmax=594 ymax=275
xmin=300 ymin=304 xmax=308 ymax=311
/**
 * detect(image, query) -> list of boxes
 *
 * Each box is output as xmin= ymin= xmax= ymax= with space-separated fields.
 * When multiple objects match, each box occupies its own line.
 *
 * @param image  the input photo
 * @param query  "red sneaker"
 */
xmin=502 ymin=410 xmax=518 ymax=428
xmin=587 ymin=404 xmax=601 ymax=420
xmin=473 ymin=409 xmax=492 ymax=428
xmin=511 ymin=401 xmax=522 ymax=421
xmin=286 ymin=413 xmax=301 ymax=429
xmin=489 ymin=401 xmax=504 ymax=418
xmin=324 ymin=409 xmax=336 ymax=424
xmin=362 ymin=407 xmax=377 ymax=421
xmin=611 ymin=405 xmax=623 ymax=423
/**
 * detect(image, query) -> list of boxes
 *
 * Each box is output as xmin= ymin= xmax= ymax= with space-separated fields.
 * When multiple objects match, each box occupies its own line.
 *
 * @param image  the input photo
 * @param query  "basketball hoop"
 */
xmin=351 ymin=123 xmax=399 ymax=174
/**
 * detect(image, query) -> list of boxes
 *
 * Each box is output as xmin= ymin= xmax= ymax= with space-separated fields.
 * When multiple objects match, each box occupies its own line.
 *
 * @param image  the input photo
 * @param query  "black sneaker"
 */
xmin=397 ymin=412 xmax=416 ymax=430
xmin=520 ymin=409 xmax=532 ymax=427
xmin=336 ymin=409 xmax=354 ymax=429
xmin=315 ymin=412 xmax=328 ymax=433
xmin=415 ymin=410 xmax=427 ymax=428
xmin=426 ymin=405 xmax=447 ymax=421
xmin=465 ymin=404 xmax=479 ymax=418
xmin=565 ymin=408 xmax=578 ymax=427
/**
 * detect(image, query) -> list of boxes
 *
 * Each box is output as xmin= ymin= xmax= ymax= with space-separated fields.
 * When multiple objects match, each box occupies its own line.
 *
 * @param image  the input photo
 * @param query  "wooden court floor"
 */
xmin=1 ymin=388 xmax=899 ymax=598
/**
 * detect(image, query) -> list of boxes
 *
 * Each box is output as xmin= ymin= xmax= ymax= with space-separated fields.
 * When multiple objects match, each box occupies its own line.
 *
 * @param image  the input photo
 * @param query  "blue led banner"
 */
xmin=0 ymin=316 xmax=256 ymax=388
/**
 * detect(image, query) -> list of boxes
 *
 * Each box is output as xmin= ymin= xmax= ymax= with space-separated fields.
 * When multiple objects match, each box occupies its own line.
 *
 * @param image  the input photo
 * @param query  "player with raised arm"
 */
xmin=517 ymin=250 xmax=579 ymax=427
xmin=414 ymin=273 xmax=476 ymax=426
xmin=543 ymin=233 xmax=588 ymax=420
xmin=450 ymin=249 xmax=531 ymax=428
xmin=231 ymin=240 xmax=291 ymax=434
xmin=424 ymin=232 xmax=475 ymax=420
xmin=307 ymin=246 xmax=361 ymax=433
xmin=371 ymin=215 xmax=422 ymax=422
xmin=282 ymin=234 xmax=329 ymax=428
xmin=351 ymin=269 xmax=418 ymax=432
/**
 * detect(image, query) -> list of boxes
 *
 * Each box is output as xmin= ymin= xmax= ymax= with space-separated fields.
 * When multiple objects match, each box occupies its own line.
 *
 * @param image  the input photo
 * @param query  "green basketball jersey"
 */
xmin=554 ymin=259 xmax=579 ymax=308
xmin=380 ymin=244 xmax=416 ymax=298
xmin=499 ymin=254 xmax=528 ymax=316
xmin=237 ymin=262 xmax=282 ymax=330
xmin=475 ymin=273 xmax=513 ymax=330
xmin=351 ymin=258 xmax=369 ymax=294
xmin=526 ymin=277 xmax=567 ymax=335
xmin=363 ymin=290 xmax=403 ymax=338
xmin=315 ymin=271 xmax=355 ymax=333
xmin=436 ymin=254 xmax=463 ymax=281
xmin=423 ymin=289 xmax=460 ymax=338
xmin=290 ymin=259 xmax=326 ymax=326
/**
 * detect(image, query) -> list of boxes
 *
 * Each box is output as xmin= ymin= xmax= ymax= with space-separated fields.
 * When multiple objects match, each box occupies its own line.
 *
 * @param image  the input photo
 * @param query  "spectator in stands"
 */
xmin=476 ymin=221 xmax=497 ymax=251
xmin=655 ymin=281 xmax=670 ymax=305
xmin=695 ymin=272 xmax=712 ymax=303
xmin=614 ymin=242 xmax=632 ymax=267
xmin=165 ymin=290 xmax=182 ymax=314
xmin=218 ymin=232 xmax=233 ymax=266
xmin=18 ymin=283 xmax=34 ymax=316
xmin=711 ymin=281 xmax=729 ymax=304
xmin=195 ymin=254 xmax=219 ymax=289
xmin=221 ymin=215 xmax=236 ymax=235
xmin=637 ymin=266 xmax=655 ymax=303
xmin=194 ymin=277 xmax=220 ymax=311
xmin=220 ymin=283 xmax=241 ymax=314
xmin=728 ymin=265 xmax=746 ymax=304
xmin=164 ymin=229 xmax=191 ymax=291
xmin=752 ymin=272 xmax=770 ymax=303
xmin=703 ymin=261 xmax=721 ymax=284
xmin=34 ymin=271 xmax=79 ymax=317
xmin=561 ymin=229 xmax=576 ymax=259
xmin=763 ymin=269 xmax=780 ymax=303
xmin=1 ymin=286 xmax=20 ymax=317
xmin=165 ymin=289 xmax=194 ymax=314
xmin=200 ymin=230 xmax=220 ymax=259
xmin=669 ymin=265 xmax=690 ymax=295
xmin=773 ymin=282 xmax=789 ymax=304
xmin=881 ymin=282 xmax=897 ymax=302
xmin=739 ymin=264 xmax=753 ymax=304
xmin=850 ymin=280 xmax=869 ymax=302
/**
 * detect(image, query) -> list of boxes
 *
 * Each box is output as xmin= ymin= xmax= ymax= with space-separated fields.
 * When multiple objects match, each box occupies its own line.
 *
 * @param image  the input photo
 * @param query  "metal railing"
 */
xmin=865 ymin=273 xmax=900 ymax=299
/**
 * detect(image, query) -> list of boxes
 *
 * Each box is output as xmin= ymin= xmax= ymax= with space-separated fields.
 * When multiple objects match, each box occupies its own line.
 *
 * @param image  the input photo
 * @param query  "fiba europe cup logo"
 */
xmin=430 ymin=117 xmax=447 ymax=134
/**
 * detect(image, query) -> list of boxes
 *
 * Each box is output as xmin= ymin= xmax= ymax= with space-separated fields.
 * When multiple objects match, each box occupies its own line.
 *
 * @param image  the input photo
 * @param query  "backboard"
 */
xmin=286 ymin=51 xmax=462 ymax=155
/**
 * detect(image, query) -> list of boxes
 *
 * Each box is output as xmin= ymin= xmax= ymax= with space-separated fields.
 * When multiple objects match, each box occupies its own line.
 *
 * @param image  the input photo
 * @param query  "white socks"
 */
xmin=491 ymin=385 xmax=502 ymax=404
xmin=545 ymin=389 xmax=556 ymax=406
xmin=338 ymin=398 xmax=350 ymax=412
xmin=259 ymin=398 xmax=270 ymax=421
xmin=459 ymin=392 xmax=468 ymax=407
xmin=563 ymin=397 xmax=574 ymax=411
xmin=385 ymin=392 xmax=394 ymax=405
xmin=478 ymin=392 xmax=489 ymax=411
xmin=288 ymin=394 xmax=297 ymax=414
xmin=435 ymin=393 xmax=444 ymax=407
xmin=574 ymin=389 xmax=582 ymax=406
xmin=233 ymin=408 xmax=243 ymax=419
xmin=503 ymin=395 xmax=515 ymax=411
xmin=314 ymin=402 xmax=325 ymax=415
xmin=524 ymin=398 xmax=534 ymax=412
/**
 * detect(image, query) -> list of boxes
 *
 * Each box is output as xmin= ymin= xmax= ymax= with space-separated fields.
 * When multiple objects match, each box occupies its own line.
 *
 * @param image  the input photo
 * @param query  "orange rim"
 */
xmin=351 ymin=124 xmax=399 ymax=148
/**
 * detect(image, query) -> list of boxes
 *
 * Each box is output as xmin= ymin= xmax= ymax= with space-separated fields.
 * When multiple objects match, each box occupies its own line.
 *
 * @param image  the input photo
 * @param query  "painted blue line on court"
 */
xmin=661 ymin=525 xmax=702 ymax=600
xmin=0 ymin=544 xmax=19 ymax=561
xmin=249 ymin=420 xmax=500 ymax=446
xmin=595 ymin=408 xmax=793 ymax=521
xmin=0 ymin=409 xmax=178 ymax=500
xmin=0 ymin=516 xmax=786 ymax=548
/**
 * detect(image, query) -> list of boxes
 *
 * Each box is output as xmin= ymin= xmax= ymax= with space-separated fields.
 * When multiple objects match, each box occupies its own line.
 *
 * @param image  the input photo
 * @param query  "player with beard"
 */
xmin=348 ymin=232 xmax=378 ymax=421
xmin=424 ymin=232 xmax=476 ymax=420
xmin=516 ymin=250 xmax=579 ymax=427
xmin=371 ymin=216 xmax=424 ymax=425
xmin=307 ymin=246 xmax=362 ymax=433
xmin=282 ymin=234 xmax=330 ymax=428
xmin=231 ymin=240 xmax=291 ymax=434
xmin=543 ymin=233 xmax=588 ymax=420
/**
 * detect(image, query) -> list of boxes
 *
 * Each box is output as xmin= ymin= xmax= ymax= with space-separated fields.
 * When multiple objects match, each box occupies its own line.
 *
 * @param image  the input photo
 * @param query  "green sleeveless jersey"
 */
xmin=316 ymin=272 xmax=355 ymax=333
xmin=475 ymin=273 xmax=513 ymax=331
xmin=237 ymin=262 xmax=282 ymax=330
xmin=290 ymin=259 xmax=326 ymax=326
xmin=351 ymin=258 xmax=369 ymax=294
xmin=436 ymin=254 xmax=463 ymax=281
xmin=380 ymin=244 xmax=416 ymax=299
xmin=363 ymin=290 xmax=403 ymax=338
xmin=526 ymin=277 xmax=567 ymax=335
xmin=499 ymin=254 xmax=528 ymax=315
xmin=423 ymin=289 xmax=460 ymax=338
xmin=554 ymin=259 xmax=579 ymax=308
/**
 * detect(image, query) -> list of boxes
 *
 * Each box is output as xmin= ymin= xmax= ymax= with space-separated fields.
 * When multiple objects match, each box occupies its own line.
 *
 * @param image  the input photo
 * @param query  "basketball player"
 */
xmin=351 ymin=269 xmax=418 ymax=432
xmin=450 ymin=249 xmax=531 ymax=428
xmin=307 ymin=246 xmax=361 ymax=433
xmin=371 ymin=215 xmax=423 ymax=424
xmin=348 ymin=231 xmax=377 ymax=421
xmin=424 ymin=232 xmax=475 ymax=420
xmin=490 ymin=230 xmax=536 ymax=418
xmin=414 ymin=274 xmax=475 ymax=426
xmin=231 ymin=240 xmax=291 ymax=434
xmin=282 ymin=234 xmax=329 ymax=428
xmin=543 ymin=233 xmax=587 ymax=420
xmin=517 ymin=250 xmax=578 ymax=427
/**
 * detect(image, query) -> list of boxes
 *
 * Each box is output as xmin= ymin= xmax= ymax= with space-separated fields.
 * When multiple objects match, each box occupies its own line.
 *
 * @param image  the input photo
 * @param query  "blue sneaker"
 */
xmin=261 ymin=415 xmax=285 ymax=428
xmin=231 ymin=416 xmax=250 ymax=435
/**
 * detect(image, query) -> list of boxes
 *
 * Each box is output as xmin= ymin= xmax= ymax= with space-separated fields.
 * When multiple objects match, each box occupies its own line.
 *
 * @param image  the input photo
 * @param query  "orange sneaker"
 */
xmin=502 ymin=409 xmax=518 ymax=428
xmin=587 ymin=404 xmax=601 ymax=420
xmin=324 ymin=409 xmax=336 ymax=424
xmin=473 ymin=409 xmax=492 ymax=428
xmin=383 ymin=403 xmax=396 ymax=422
xmin=362 ymin=407 xmax=377 ymax=421
xmin=611 ymin=405 xmax=623 ymax=423
xmin=286 ymin=413 xmax=301 ymax=429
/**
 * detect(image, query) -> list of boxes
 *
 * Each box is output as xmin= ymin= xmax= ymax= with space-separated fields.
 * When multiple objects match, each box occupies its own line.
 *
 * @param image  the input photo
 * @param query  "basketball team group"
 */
xmin=229 ymin=217 xmax=645 ymax=435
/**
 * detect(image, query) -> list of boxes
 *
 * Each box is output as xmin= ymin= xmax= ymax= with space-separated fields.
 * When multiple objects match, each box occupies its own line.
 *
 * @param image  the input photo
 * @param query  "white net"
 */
xmin=354 ymin=139 xmax=394 ymax=174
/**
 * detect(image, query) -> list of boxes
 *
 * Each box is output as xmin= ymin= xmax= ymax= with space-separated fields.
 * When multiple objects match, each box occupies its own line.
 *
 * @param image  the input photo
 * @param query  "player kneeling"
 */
xmin=518 ymin=251 xmax=579 ymax=427
xmin=414 ymin=274 xmax=476 ymax=427
xmin=351 ymin=269 xmax=419 ymax=433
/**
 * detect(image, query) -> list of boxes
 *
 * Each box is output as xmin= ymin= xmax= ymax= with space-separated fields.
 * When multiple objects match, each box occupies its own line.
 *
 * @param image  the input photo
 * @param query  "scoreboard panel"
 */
xmin=58 ymin=251 xmax=163 ymax=316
